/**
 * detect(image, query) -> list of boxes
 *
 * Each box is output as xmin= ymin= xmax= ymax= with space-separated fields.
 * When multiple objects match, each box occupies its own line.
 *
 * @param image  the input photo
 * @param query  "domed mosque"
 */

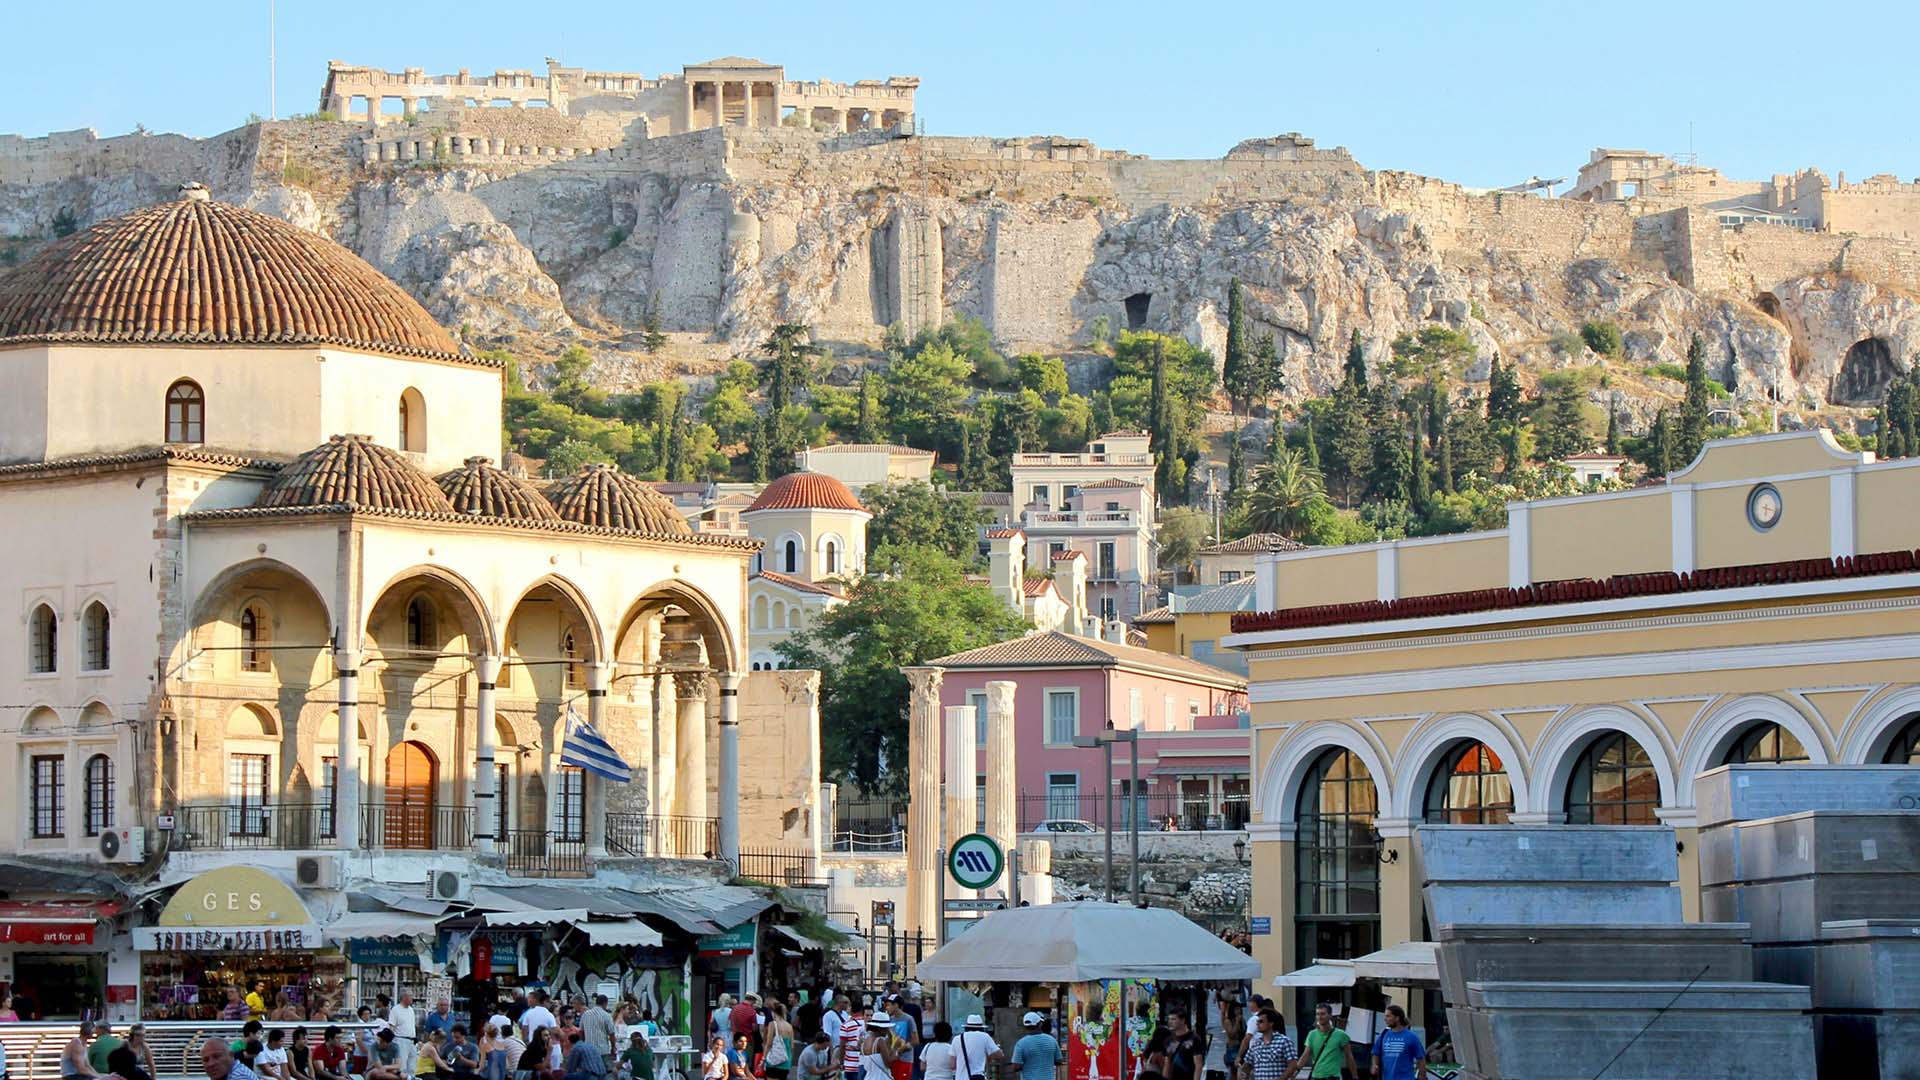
xmin=0 ymin=185 xmax=763 ymax=896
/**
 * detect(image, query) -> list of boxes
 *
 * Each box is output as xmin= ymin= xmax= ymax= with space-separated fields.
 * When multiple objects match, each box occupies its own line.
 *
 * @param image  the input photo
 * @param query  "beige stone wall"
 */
xmin=724 ymin=669 xmax=821 ymax=850
xmin=1395 ymin=534 xmax=1509 ymax=596
xmin=1272 ymin=549 xmax=1376 ymax=608
xmin=1530 ymin=491 xmax=1672 ymax=582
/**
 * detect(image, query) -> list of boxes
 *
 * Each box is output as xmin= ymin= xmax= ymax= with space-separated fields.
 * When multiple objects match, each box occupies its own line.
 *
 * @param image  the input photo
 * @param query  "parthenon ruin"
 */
xmin=319 ymin=56 xmax=918 ymax=137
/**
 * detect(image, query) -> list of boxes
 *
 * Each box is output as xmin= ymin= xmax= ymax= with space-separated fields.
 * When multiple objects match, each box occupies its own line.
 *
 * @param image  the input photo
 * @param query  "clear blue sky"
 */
xmin=7 ymin=0 xmax=1914 ymax=189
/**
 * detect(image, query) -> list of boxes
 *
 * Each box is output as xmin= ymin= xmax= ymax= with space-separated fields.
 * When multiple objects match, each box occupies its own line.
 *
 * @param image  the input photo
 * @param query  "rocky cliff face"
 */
xmin=6 ymin=121 xmax=1919 ymax=424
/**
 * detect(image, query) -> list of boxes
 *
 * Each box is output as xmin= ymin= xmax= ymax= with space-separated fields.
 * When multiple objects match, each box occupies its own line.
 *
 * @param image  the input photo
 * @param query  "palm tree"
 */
xmin=1245 ymin=447 xmax=1326 ymax=537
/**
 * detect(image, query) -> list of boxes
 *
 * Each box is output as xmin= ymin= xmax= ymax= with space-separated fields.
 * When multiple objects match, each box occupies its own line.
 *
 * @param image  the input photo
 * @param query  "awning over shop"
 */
xmin=465 ymin=883 xmax=779 ymax=938
xmin=485 ymin=909 xmax=589 ymax=928
xmin=0 ymin=900 xmax=123 ymax=946
xmin=916 ymin=901 xmax=1259 ymax=982
xmin=1349 ymin=941 xmax=1440 ymax=985
xmin=771 ymin=925 xmax=832 ymax=952
xmin=354 ymin=886 xmax=453 ymax=917
xmin=1148 ymin=762 xmax=1250 ymax=778
xmin=1272 ymin=961 xmax=1356 ymax=988
xmin=577 ymin=921 xmax=665 ymax=947
xmin=322 ymin=911 xmax=443 ymax=944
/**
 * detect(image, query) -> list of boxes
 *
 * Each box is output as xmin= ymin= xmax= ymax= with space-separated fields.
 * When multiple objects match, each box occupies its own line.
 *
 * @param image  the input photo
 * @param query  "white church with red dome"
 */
xmin=741 ymin=470 xmax=871 ymax=669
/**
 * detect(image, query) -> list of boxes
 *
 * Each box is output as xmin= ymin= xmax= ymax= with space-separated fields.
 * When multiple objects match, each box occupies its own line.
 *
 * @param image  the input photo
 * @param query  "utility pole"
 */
xmin=268 ymin=0 xmax=277 ymax=121
xmin=1125 ymin=730 xmax=1141 ymax=906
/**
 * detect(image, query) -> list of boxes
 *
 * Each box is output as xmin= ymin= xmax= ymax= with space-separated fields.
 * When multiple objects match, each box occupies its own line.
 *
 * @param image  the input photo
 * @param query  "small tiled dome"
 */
xmin=745 ymin=471 xmax=866 ymax=513
xmin=0 ymin=186 xmax=463 ymax=360
xmin=437 ymin=456 xmax=563 ymax=521
xmin=258 ymin=434 xmax=455 ymax=513
xmin=545 ymin=463 xmax=691 ymax=535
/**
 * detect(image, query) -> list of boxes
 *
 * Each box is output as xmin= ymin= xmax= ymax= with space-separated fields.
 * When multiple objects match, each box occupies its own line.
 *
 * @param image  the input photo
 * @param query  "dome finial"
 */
xmin=178 ymin=182 xmax=211 ymax=203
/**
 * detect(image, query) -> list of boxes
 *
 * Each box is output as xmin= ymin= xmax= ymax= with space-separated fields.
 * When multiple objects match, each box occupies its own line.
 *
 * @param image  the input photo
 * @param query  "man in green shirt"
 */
xmin=618 ymin=1031 xmax=654 ymax=1080
xmin=1292 ymin=1005 xmax=1355 ymax=1080
xmin=88 ymin=1024 xmax=126 ymax=1075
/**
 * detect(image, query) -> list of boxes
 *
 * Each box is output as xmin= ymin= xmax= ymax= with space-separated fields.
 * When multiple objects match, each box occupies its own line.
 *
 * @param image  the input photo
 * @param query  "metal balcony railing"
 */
xmin=604 ymin=812 xmax=718 ymax=859
xmin=166 ymin=802 xmax=474 ymax=851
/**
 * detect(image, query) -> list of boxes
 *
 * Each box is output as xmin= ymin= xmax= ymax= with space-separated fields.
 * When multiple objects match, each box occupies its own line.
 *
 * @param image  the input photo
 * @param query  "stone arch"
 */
xmin=1832 ymin=337 xmax=1897 ymax=406
xmin=227 ymin=702 xmax=279 ymax=739
xmin=1390 ymin=712 xmax=1533 ymax=822
xmin=1257 ymin=720 xmax=1394 ymax=828
xmin=1531 ymin=704 xmax=1679 ymax=817
xmin=615 ymin=579 xmax=742 ymax=676
xmin=1840 ymin=684 xmax=1920 ymax=763
xmin=77 ymin=700 xmax=116 ymax=730
xmin=775 ymin=532 xmax=804 ymax=576
xmin=21 ymin=705 xmax=60 ymax=735
xmin=752 ymin=595 xmax=769 ymax=630
xmin=188 ymin=558 xmax=335 ymax=641
xmin=1679 ymin=694 xmax=1832 ymax=800
xmin=363 ymin=564 xmax=496 ymax=655
xmin=502 ymin=574 xmax=605 ymax=663
xmin=819 ymin=532 xmax=847 ymax=577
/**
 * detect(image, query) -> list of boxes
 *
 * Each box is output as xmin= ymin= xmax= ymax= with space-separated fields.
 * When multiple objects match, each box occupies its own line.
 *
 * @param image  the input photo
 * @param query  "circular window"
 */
xmin=1747 ymin=483 xmax=1783 ymax=532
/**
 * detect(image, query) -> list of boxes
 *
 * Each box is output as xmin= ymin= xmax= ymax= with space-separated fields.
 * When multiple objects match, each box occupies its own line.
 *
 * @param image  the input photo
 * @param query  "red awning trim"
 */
xmin=0 ymin=899 xmax=123 ymax=923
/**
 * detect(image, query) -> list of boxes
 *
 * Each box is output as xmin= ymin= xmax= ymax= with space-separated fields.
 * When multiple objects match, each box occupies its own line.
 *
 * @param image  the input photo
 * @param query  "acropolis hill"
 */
xmin=4 ymin=55 xmax=1920 ymax=422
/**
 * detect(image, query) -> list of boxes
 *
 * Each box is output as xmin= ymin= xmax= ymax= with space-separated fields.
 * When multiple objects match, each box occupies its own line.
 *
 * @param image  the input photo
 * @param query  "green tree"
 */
xmin=1366 ymin=387 xmax=1409 ymax=503
xmin=1536 ymin=384 xmax=1591 ymax=462
xmin=1222 ymin=278 xmax=1264 ymax=412
xmin=1409 ymin=415 xmax=1431 ymax=515
xmin=701 ymin=379 xmax=757 ymax=447
xmin=1255 ymin=332 xmax=1282 ymax=411
xmin=1324 ymin=382 xmax=1371 ymax=505
xmin=51 ymin=208 xmax=78 ymax=238
xmin=548 ymin=438 xmax=613 ymax=475
xmin=1680 ymin=334 xmax=1711 ymax=466
xmin=1245 ymin=447 xmax=1326 ymax=538
xmin=1389 ymin=325 xmax=1475 ymax=380
xmin=882 ymin=341 xmax=974 ymax=454
xmin=746 ymin=414 xmax=772 ymax=482
xmin=1017 ymin=354 xmax=1072 ymax=401
xmin=760 ymin=323 xmax=823 ymax=414
xmin=1343 ymin=330 xmax=1367 ymax=389
xmin=1444 ymin=398 xmax=1495 ymax=488
xmin=778 ymin=544 xmax=1028 ymax=790
xmin=1157 ymin=507 xmax=1213 ymax=581
xmin=1605 ymin=395 xmax=1621 ymax=455
xmin=641 ymin=299 xmax=669 ymax=354
xmin=1580 ymin=320 xmax=1623 ymax=358
xmin=1487 ymin=355 xmax=1522 ymax=424
xmin=861 ymin=482 xmax=990 ymax=564
xmin=1301 ymin=414 xmax=1321 ymax=472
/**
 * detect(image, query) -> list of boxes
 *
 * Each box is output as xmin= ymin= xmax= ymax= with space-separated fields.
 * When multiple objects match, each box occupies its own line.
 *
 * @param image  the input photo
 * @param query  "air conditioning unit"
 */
xmin=98 ymin=827 xmax=145 ymax=864
xmin=296 ymin=855 xmax=342 ymax=890
xmin=426 ymin=869 xmax=472 ymax=902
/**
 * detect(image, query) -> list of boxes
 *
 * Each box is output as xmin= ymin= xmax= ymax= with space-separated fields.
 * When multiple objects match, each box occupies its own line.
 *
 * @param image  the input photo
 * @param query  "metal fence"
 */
xmin=1018 ymin=790 xmax=1250 ymax=832
xmin=502 ymin=829 xmax=591 ymax=877
xmin=605 ymin=812 xmax=717 ymax=859
xmin=168 ymin=803 xmax=476 ymax=851
xmin=830 ymin=796 xmax=906 ymax=851
xmin=738 ymin=846 xmax=824 ymax=886
xmin=0 ymin=1021 xmax=382 ymax=1080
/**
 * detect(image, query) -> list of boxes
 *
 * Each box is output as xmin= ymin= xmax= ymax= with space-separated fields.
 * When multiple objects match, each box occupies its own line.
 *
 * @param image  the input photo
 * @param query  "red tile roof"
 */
xmin=1023 ymin=578 xmax=1059 ymax=598
xmin=546 ymin=463 xmax=692 ymax=534
xmin=437 ymin=456 xmax=562 ymax=522
xmin=0 ymin=191 xmax=468 ymax=363
xmin=929 ymin=630 xmax=1245 ymax=687
xmin=1231 ymin=549 xmax=1920 ymax=635
xmin=258 ymin=434 xmax=453 ymax=514
xmin=1050 ymin=550 xmax=1085 ymax=561
xmin=753 ymin=570 xmax=845 ymax=598
xmin=1201 ymin=532 xmax=1306 ymax=555
xmin=746 ymin=471 xmax=866 ymax=513
xmin=1080 ymin=478 xmax=1144 ymax=489
xmin=985 ymin=527 xmax=1025 ymax=540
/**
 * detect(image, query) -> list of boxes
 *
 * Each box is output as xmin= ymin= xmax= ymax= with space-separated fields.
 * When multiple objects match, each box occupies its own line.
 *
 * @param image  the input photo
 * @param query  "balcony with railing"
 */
xmin=1020 ymin=508 xmax=1140 ymax=529
xmin=1011 ymin=452 xmax=1156 ymax=467
xmin=605 ymin=812 xmax=718 ymax=860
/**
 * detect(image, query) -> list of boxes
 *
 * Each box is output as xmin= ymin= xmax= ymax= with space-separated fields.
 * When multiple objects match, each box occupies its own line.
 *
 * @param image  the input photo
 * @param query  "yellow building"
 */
xmin=1134 ymin=578 xmax=1256 ymax=675
xmin=1223 ymin=431 xmax=1920 ymax=1014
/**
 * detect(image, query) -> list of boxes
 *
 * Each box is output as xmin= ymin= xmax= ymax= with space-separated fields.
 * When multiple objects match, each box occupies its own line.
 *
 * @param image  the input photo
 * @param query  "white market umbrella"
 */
xmin=916 ymin=901 xmax=1261 ymax=983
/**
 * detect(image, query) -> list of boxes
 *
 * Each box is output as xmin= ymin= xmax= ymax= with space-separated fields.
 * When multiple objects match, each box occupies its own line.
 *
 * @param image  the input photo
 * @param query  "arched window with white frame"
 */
xmin=82 ymin=602 xmax=110 ymax=671
xmin=28 ymin=603 xmax=57 ymax=674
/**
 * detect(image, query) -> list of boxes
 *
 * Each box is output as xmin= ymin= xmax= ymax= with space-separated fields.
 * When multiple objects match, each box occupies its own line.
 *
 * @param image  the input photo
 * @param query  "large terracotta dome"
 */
xmin=0 ymin=186 xmax=465 ymax=361
xmin=258 ymin=434 xmax=456 ymax=513
xmin=745 ymin=470 xmax=866 ymax=513
xmin=546 ymin=463 xmax=692 ymax=535
xmin=437 ymin=457 xmax=562 ymax=522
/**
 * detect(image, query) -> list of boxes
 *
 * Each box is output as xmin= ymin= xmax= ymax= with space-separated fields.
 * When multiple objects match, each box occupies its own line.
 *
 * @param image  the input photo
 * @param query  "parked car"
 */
xmin=1030 ymin=819 xmax=1099 ymax=834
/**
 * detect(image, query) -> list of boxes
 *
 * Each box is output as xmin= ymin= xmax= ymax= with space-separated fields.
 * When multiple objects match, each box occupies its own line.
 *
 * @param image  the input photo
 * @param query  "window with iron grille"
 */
xmin=240 ymin=605 xmax=271 ymax=672
xmin=557 ymin=766 xmax=586 ymax=841
xmin=84 ymin=754 xmax=114 ymax=836
xmin=31 ymin=755 xmax=65 ymax=838
xmin=494 ymin=763 xmax=512 ymax=841
xmin=228 ymin=753 xmax=271 ymax=837
xmin=29 ymin=605 xmax=57 ymax=674
xmin=82 ymin=603 xmax=110 ymax=671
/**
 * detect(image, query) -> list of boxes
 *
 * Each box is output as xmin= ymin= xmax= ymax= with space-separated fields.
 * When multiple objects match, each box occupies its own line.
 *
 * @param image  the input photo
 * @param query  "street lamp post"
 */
xmin=1075 ymin=726 xmax=1143 ymax=905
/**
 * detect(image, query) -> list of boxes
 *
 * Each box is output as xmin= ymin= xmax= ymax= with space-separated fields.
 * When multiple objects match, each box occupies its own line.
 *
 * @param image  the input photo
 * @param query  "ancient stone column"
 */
xmin=334 ymin=648 xmax=362 ymax=850
xmin=474 ymin=654 xmax=500 ymax=853
xmin=712 ymin=82 xmax=726 ymax=129
xmin=585 ymin=661 xmax=611 ymax=858
xmin=682 ymin=79 xmax=695 ymax=134
xmin=741 ymin=82 xmax=754 ymax=128
xmin=984 ymin=680 xmax=1018 ymax=861
xmin=903 ymin=666 xmax=944 ymax=936
xmin=717 ymin=672 xmax=743 ymax=867
xmin=943 ymin=704 xmax=977 ymax=845
xmin=652 ymin=673 xmax=676 ymax=833
xmin=673 ymin=672 xmax=709 ymax=837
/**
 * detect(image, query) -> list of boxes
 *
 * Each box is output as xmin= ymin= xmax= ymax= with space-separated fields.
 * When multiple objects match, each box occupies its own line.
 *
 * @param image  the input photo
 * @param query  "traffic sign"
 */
xmin=944 ymin=898 xmax=1007 ymax=912
xmin=1249 ymin=916 xmax=1271 ymax=935
xmin=948 ymin=833 xmax=1005 ymax=890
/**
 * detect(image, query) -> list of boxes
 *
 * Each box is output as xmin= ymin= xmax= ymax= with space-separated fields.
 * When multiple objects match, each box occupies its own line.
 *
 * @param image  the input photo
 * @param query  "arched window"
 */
xmin=784 ymin=539 xmax=799 ymax=574
xmin=824 ymin=540 xmax=841 ymax=575
xmin=405 ymin=597 xmax=436 ymax=651
xmin=239 ymin=604 xmax=271 ymax=672
xmin=1565 ymin=731 xmax=1660 ymax=825
xmin=1294 ymin=749 xmax=1380 ymax=1001
xmin=81 ymin=602 xmax=110 ymax=671
xmin=29 ymin=754 xmax=64 ymax=839
xmin=28 ymin=603 xmax=57 ymax=673
xmin=398 ymin=388 xmax=426 ymax=452
xmin=84 ymin=754 xmax=115 ymax=836
xmin=563 ymin=630 xmax=584 ymax=690
xmin=556 ymin=765 xmax=586 ymax=842
xmin=752 ymin=596 xmax=769 ymax=630
xmin=1882 ymin=714 xmax=1920 ymax=764
xmin=1723 ymin=722 xmax=1810 ymax=766
xmin=1423 ymin=741 xmax=1513 ymax=825
xmin=166 ymin=380 xmax=205 ymax=444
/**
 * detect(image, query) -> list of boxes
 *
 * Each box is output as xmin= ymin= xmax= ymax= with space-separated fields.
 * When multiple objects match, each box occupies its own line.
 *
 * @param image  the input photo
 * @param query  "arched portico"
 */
xmin=1841 ymin=684 xmax=1920 ymax=764
xmin=1679 ymin=694 xmax=1832 ymax=802
xmin=1258 ymin=720 xmax=1395 ymax=829
xmin=1391 ymin=712 xmax=1533 ymax=822
xmin=500 ymin=576 xmax=606 ymax=856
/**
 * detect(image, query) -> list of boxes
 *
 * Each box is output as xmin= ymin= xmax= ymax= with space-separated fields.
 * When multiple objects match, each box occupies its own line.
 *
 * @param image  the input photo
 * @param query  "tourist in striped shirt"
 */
xmin=1237 ymin=1010 xmax=1294 ymax=1080
xmin=838 ymin=997 xmax=866 ymax=1080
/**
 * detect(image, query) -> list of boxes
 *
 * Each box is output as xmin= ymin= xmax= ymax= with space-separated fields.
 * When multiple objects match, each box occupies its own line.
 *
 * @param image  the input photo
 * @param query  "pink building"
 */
xmin=927 ymin=631 xmax=1250 ymax=832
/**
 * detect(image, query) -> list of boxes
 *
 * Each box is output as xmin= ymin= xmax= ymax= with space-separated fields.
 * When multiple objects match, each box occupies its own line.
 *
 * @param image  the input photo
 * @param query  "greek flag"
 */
xmin=561 ymin=704 xmax=632 ymax=783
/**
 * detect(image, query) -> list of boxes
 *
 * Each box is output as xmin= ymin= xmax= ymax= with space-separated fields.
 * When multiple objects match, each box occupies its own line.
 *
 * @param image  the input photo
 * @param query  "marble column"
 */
xmin=712 ymin=82 xmax=726 ymax=129
xmin=984 ymin=680 xmax=1018 ymax=861
xmin=652 ymin=674 xmax=676 ymax=832
xmin=943 ymin=704 xmax=976 ymax=845
xmin=474 ymin=654 xmax=500 ymax=853
xmin=673 ymin=672 xmax=709 ymax=837
xmin=717 ymin=672 xmax=743 ymax=866
xmin=585 ymin=662 xmax=611 ymax=857
xmin=334 ymin=648 xmax=361 ymax=850
xmin=740 ymin=82 xmax=753 ymax=128
xmin=682 ymin=79 xmax=695 ymax=133
xmin=903 ymin=666 xmax=944 ymax=936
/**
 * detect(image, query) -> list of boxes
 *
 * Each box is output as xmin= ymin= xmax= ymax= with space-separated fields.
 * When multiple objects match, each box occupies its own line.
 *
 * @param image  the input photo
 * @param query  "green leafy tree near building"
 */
xmin=778 ymin=544 xmax=1028 ymax=790
xmin=861 ymin=482 xmax=990 ymax=564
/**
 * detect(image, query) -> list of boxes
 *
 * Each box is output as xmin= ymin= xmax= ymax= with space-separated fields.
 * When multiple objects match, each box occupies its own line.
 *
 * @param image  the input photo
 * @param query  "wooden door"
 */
xmin=384 ymin=741 xmax=436 ymax=849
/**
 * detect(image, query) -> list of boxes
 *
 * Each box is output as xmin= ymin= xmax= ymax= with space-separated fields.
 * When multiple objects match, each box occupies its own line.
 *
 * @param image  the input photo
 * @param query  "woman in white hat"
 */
xmin=859 ymin=1019 xmax=898 ymax=1080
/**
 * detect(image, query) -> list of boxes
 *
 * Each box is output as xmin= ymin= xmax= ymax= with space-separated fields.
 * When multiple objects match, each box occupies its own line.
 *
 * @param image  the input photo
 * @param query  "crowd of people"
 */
xmin=1138 ymin=993 xmax=1427 ymax=1080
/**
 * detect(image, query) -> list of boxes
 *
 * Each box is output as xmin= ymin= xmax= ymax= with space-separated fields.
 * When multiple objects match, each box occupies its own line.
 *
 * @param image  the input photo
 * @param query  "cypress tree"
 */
xmin=856 ymin=373 xmax=880 ymax=443
xmin=1302 ymin=416 xmax=1321 ymax=472
xmin=1680 ymin=334 xmax=1711 ymax=464
xmin=1227 ymin=426 xmax=1247 ymax=508
xmin=664 ymin=394 xmax=689 ymax=481
xmin=747 ymin=414 xmax=771 ymax=482
xmin=1409 ymin=415 xmax=1431 ymax=515
xmin=1605 ymin=396 xmax=1621 ymax=455
xmin=1222 ymin=278 xmax=1253 ymax=412
xmin=1651 ymin=408 xmax=1674 ymax=478
xmin=1343 ymin=330 xmax=1368 ymax=389
xmin=1255 ymin=332 xmax=1281 ymax=411
xmin=1439 ymin=430 xmax=1455 ymax=495
xmin=1487 ymin=355 xmax=1522 ymax=423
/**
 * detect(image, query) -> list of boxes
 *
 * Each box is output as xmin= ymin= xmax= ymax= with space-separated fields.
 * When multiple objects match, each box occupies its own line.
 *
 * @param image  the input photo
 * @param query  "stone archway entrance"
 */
xmin=384 ymin=740 xmax=437 ymax=849
xmin=1832 ymin=337 xmax=1896 ymax=406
